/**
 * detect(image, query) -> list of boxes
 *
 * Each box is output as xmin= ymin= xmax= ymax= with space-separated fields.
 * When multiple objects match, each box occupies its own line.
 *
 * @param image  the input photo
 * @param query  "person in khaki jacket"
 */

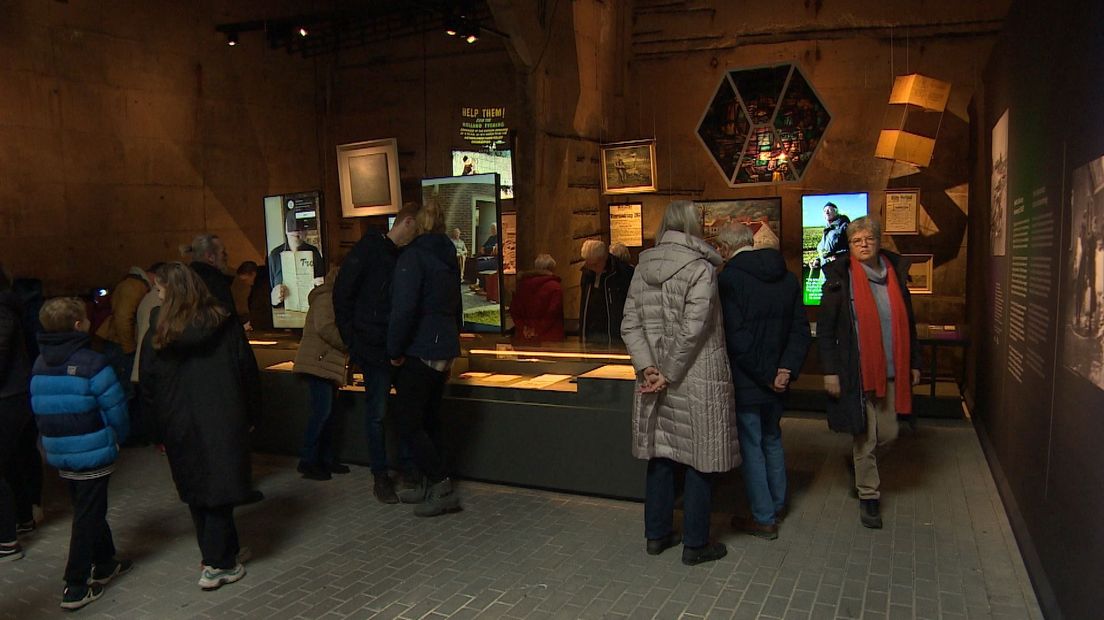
xmin=293 ymin=267 xmax=350 ymax=481
xmin=621 ymin=200 xmax=739 ymax=567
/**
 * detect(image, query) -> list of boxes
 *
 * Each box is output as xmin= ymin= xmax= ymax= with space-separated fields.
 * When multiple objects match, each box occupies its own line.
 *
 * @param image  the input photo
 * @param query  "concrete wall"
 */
xmin=0 ymin=1 xmax=321 ymax=294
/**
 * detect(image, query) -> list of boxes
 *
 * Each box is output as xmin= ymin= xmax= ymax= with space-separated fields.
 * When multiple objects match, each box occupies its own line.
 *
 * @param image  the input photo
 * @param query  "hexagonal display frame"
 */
xmin=696 ymin=63 xmax=831 ymax=186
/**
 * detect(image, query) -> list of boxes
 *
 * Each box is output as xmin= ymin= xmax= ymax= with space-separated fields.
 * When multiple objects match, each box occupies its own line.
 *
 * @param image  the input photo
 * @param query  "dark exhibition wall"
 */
xmin=967 ymin=0 xmax=1104 ymax=618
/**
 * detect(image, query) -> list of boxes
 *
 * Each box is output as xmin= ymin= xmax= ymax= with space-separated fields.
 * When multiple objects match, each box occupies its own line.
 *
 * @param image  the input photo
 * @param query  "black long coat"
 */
xmin=817 ymin=251 xmax=921 ymax=434
xmin=140 ymin=310 xmax=259 ymax=507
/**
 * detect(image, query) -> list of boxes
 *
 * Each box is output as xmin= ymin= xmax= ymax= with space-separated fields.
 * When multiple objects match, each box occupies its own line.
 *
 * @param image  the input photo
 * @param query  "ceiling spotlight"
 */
xmin=227 ymin=31 xmax=238 ymax=46
xmin=298 ymin=26 xmax=308 ymax=37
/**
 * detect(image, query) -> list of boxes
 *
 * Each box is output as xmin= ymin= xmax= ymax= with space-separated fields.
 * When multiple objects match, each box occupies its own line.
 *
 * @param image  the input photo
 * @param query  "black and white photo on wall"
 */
xmin=337 ymin=138 xmax=403 ymax=217
xmin=1061 ymin=152 xmax=1104 ymax=391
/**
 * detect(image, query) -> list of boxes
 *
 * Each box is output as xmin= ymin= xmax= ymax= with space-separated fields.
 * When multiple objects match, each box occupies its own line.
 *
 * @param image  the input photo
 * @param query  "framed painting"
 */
xmin=601 ymin=140 xmax=657 ymax=195
xmin=884 ymin=188 xmax=920 ymax=234
xmin=337 ymin=138 xmax=402 ymax=217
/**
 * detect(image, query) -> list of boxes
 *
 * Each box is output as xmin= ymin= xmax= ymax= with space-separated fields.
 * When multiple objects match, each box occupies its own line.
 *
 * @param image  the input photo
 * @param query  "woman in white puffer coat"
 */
xmin=621 ymin=200 xmax=739 ymax=567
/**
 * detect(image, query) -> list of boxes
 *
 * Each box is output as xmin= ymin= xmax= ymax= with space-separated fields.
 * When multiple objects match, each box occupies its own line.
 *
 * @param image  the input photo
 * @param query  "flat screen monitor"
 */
xmin=421 ymin=173 xmax=505 ymax=333
xmin=263 ymin=190 xmax=325 ymax=328
xmin=801 ymin=192 xmax=868 ymax=305
xmin=451 ymin=149 xmax=513 ymax=199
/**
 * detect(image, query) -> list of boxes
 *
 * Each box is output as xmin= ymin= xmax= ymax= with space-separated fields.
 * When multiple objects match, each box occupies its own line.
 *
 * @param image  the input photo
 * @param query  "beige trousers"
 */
xmin=853 ymin=379 xmax=899 ymax=500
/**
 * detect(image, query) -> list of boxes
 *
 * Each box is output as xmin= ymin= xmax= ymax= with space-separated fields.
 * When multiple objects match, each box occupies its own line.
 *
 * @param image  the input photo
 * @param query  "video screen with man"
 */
xmin=801 ymin=192 xmax=868 ymax=306
xmin=263 ymin=191 xmax=325 ymax=328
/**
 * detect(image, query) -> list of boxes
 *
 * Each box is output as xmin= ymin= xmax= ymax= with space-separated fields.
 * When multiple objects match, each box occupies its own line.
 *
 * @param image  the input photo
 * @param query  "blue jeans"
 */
xmin=300 ymin=375 xmax=337 ymax=467
xmin=644 ymin=458 xmax=713 ymax=549
xmin=735 ymin=402 xmax=787 ymax=525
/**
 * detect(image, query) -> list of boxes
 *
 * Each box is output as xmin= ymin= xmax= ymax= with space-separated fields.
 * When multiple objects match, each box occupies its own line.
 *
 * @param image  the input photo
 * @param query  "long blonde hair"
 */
xmin=656 ymin=200 xmax=703 ymax=240
xmin=153 ymin=262 xmax=228 ymax=349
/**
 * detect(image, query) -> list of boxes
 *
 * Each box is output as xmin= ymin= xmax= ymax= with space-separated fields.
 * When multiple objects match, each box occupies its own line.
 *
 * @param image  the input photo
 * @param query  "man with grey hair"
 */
xmin=579 ymin=239 xmax=634 ymax=346
xmin=185 ymin=234 xmax=234 ymax=312
xmin=718 ymin=222 xmax=810 ymax=540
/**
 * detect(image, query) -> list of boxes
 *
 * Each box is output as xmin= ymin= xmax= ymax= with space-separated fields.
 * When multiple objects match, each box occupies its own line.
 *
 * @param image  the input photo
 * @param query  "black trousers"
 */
xmin=392 ymin=358 xmax=448 ymax=483
xmin=65 ymin=476 xmax=116 ymax=586
xmin=188 ymin=504 xmax=240 ymax=569
xmin=8 ymin=415 xmax=42 ymax=523
xmin=0 ymin=396 xmax=33 ymax=543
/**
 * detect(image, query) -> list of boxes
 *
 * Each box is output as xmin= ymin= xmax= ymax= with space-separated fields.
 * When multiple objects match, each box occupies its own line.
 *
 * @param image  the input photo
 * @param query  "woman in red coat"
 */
xmin=510 ymin=254 xmax=564 ymax=342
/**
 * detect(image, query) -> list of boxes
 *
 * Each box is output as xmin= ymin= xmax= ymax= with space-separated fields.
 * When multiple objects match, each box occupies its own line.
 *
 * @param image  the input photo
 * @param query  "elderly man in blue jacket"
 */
xmin=717 ymin=223 xmax=811 ymax=540
xmin=30 ymin=297 xmax=131 ymax=611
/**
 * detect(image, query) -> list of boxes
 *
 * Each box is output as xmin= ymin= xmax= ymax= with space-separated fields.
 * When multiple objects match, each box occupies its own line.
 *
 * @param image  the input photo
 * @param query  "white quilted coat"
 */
xmin=621 ymin=231 xmax=739 ymax=473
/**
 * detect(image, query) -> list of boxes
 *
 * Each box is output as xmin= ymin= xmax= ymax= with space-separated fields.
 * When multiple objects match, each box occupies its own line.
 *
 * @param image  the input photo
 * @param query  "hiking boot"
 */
xmin=329 ymin=463 xmax=351 ymax=474
xmin=413 ymin=478 xmax=462 ymax=517
xmin=645 ymin=532 xmax=681 ymax=555
xmin=60 ymin=584 xmax=104 ymax=610
xmin=397 ymin=477 xmax=427 ymax=504
xmin=198 ymin=563 xmax=246 ymax=591
xmin=860 ymin=498 xmax=883 ymax=529
xmin=90 ymin=558 xmax=133 ymax=585
xmin=298 ymin=462 xmax=331 ymax=481
xmin=373 ymin=475 xmax=400 ymax=504
xmin=731 ymin=516 xmax=779 ymax=540
xmin=0 ymin=541 xmax=24 ymax=562
xmin=681 ymin=542 xmax=728 ymax=566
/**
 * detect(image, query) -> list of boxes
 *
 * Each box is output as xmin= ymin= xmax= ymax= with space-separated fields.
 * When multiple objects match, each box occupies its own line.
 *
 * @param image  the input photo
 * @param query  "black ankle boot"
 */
xmin=860 ymin=498 xmax=882 ymax=529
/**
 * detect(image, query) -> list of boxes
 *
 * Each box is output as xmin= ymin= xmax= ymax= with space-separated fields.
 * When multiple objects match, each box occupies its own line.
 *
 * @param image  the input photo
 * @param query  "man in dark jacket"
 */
xmin=818 ymin=217 xmax=921 ymax=529
xmin=579 ymin=240 xmax=634 ymax=346
xmin=186 ymin=234 xmax=235 ymax=312
xmin=387 ymin=206 xmax=463 ymax=517
xmin=333 ymin=205 xmax=419 ymax=503
xmin=717 ymin=224 xmax=810 ymax=540
xmin=0 ymin=268 xmax=34 ymax=562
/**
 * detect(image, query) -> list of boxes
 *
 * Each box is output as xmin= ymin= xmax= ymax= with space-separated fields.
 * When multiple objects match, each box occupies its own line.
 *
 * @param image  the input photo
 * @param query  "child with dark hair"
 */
xmin=31 ymin=297 xmax=131 ymax=610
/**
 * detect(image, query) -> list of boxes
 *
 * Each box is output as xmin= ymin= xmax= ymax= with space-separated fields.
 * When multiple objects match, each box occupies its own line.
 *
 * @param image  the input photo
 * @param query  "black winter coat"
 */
xmin=190 ymin=262 xmax=235 ymax=313
xmin=140 ymin=309 xmax=260 ymax=507
xmin=718 ymin=248 xmax=811 ymax=406
xmin=333 ymin=233 xmax=400 ymax=368
xmin=818 ymin=251 xmax=922 ymax=434
xmin=0 ymin=291 xmax=30 ymax=399
xmin=580 ymin=254 xmax=634 ymax=346
xmin=387 ymin=233 xmax=462 ymax=361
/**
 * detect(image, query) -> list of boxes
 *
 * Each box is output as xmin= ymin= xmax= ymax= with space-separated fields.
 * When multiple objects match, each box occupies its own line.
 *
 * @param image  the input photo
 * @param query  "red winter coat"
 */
xmin=510 ymin=272 xmax=564 ymax=343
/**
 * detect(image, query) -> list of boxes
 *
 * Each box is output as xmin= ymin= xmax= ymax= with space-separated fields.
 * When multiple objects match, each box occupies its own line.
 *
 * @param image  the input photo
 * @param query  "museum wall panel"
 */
xmin=0 ymin=0 xmax=321 ymax=294
xmin=967 ymin=0 xmax=1104 ymax=617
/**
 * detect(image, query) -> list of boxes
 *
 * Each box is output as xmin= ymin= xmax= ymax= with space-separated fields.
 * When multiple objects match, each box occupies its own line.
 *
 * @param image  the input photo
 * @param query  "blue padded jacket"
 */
xmin=30 ymin=331 xmax=129 ymax=473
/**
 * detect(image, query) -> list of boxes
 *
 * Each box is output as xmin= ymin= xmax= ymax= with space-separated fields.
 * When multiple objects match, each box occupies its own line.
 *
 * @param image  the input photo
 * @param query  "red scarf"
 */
xmin=849 ymin=255 xmax=912 ymax=415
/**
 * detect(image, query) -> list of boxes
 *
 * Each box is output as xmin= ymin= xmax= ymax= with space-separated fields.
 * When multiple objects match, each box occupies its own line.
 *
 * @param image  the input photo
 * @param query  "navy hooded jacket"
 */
xmin=30 ymin=331 xmax=129 ymax=474
xmin=387 ymin=233 xmax=462 ymax=361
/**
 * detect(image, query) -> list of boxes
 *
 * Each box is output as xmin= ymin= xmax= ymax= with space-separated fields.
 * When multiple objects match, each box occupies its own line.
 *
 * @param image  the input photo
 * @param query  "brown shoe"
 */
xmin=731 ymin=515 xmax=779 ymax=540
xmin=373 ymin=475 xmax=400 ymax=504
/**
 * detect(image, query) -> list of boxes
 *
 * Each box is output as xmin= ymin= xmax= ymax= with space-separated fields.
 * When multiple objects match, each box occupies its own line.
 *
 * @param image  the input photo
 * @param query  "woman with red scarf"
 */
xmin=818 ymin=217 xmax=921 ymax=529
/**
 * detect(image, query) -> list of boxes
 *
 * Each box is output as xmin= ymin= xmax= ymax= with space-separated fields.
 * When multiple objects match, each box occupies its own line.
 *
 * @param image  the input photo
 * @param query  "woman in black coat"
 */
xmin=140 ymin=262 xmax=259 ymax=591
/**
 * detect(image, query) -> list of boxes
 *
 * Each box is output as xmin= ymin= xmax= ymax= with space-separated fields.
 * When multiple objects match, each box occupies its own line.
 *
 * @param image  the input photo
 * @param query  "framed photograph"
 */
xmin=337 ymin=138 xmax=402 ymax=217
xmin=904 ymin=254 xmax=934 ymax=294
xmin=609 ymin=203 xmax=643 ymax=247
xmin=884 ymin=189 xmax=920 ymax=234
xmin=601 ymin=140 xmax=657 ymax=195
xmin=697 ymin=198 xmax=781 ymax=251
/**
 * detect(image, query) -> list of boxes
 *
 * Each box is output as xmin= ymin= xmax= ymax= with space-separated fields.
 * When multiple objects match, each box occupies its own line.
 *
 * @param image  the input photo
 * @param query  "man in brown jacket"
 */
xmin=96 ymin=266 xmax=155 ymax=411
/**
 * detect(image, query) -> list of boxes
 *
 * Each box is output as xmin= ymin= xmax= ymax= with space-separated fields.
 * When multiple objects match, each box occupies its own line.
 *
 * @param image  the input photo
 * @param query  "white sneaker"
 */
xmin=198 ymin=563 xmax=246 ymax=590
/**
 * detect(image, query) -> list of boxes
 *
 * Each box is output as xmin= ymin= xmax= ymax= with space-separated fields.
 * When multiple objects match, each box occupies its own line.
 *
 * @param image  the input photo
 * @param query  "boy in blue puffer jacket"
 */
xmin=30 ymin=297 xmax=132 ymax=611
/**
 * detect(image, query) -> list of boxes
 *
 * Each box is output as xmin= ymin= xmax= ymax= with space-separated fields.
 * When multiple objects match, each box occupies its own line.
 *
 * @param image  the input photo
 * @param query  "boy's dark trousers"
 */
xmin=65 ymin=476 xmax=115 ymax=586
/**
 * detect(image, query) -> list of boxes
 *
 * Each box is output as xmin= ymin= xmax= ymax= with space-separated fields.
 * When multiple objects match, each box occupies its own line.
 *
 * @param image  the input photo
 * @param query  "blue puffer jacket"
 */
xmin=30 ymin=331 xmax=129 ymax=473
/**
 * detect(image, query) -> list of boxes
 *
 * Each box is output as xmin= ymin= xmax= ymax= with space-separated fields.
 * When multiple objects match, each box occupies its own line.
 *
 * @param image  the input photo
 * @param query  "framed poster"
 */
xmin=263 ymin=191 xmax=325 ymax=329
xmin=601 ymin=140 xmax=657 ymax=195
xmin=904 ymin=254 xmax=934 ymax=294
xmin=337 ymin=138 xmax=402 ymax=217
xmin=991 ymin=110 xmax=1009 ymax=256
xmin=696 ymin=198 xmax=781 ymax=251
xmin=884 ymin=189 xmax=920 ymax=234
xmin=609 ymin=203 xmax=643 ymax=247
xmin=801 ymin=192 xmax=869 ymax=305
xmin=421 ymin=173 xmax=505 ymax=333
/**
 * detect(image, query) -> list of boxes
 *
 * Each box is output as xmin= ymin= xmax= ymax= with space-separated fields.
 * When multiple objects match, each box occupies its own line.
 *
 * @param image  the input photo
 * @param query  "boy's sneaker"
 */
xmin=16 ymin=520 xmax=35 ymax=536
xmin=0 ymin=541 xmax=24 ymax=562
xmin=60 ymin=583 xmax=104 ymax=610
xmin=198 ymin=563 xmax=246 ymax=590
xmin=90 ymin=558 xmax=134 ymax=585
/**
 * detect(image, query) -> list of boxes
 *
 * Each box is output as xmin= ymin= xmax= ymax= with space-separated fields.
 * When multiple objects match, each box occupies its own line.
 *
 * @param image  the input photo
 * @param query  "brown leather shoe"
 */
xmin=731 ymin=515 xmax=779 ymax=540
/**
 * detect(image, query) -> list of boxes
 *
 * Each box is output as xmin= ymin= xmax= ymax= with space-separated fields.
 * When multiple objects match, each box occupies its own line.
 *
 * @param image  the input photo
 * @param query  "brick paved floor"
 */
xmin=1 ymin=417 xmax=1042 ymax=620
